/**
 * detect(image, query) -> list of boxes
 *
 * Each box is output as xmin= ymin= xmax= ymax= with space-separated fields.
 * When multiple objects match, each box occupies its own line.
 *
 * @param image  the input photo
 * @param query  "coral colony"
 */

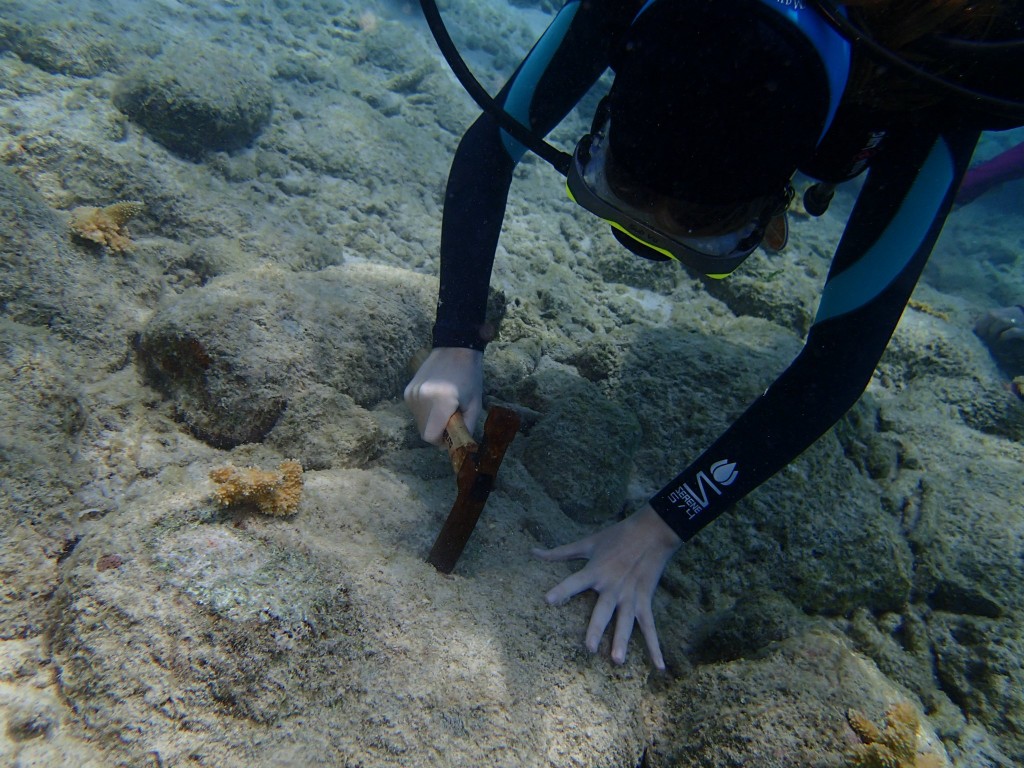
xmin=209 ymin=460 xmax=304 ymax=516
xmin=68 ymin=200 xmax=145 ymax=254
xmin=846 ymin=702 xmax=943 ymax=768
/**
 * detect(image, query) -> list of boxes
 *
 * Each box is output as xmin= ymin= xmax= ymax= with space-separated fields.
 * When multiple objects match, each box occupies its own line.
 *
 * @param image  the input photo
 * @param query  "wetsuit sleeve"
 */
xmin=432 ymin=0 xmax=642 ymax=350
xmin=649 ymin=125 xmax=981 ymax=542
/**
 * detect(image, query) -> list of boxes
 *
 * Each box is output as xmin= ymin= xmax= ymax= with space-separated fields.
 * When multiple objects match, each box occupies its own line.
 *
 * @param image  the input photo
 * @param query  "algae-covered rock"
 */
xmin=114 ymin=42 xmax=273 ymax=159
xmin=516 ymin=363 xmax=642 ymax=523
xmin=137 ymin=263 xmax=435 ymax=451
xmin=692 ymin=589 xmax=805 ymax=662
xmin=46 ymin=461 xmax=652 ymax=768
xmin=647 ymin=630 xmax=953 ymax=768
xmin=0 ymin=321 xmax=86 ymax=639
xmin=0 ymin=166 xmax=146 ymax=370
xmin=2 ymin=20 xmax=122 ymax=76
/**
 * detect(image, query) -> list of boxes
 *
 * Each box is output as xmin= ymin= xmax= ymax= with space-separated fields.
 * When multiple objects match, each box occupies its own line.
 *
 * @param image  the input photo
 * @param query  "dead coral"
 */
xmin=846 ymin=702 xmax=943 ymax=768
xmin=69 ymin=200 xmax=145 ymax=253
xmin=209 ymin=460 xmax=303 ymax=516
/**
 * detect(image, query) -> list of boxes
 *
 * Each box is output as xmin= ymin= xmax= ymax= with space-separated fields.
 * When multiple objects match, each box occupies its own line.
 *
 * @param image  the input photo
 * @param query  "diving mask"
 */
xmin=566 ymin=119 xmax=792 ymax=278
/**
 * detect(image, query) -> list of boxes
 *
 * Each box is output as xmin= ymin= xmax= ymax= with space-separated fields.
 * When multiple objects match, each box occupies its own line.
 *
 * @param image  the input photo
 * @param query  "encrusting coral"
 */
xmin=209 ymin=460 xmax=303 ymax=516
xmin=846 ymin=701 xmax=943 ymax=768
xmin=68 ymin=200 xmax=145 ymax=253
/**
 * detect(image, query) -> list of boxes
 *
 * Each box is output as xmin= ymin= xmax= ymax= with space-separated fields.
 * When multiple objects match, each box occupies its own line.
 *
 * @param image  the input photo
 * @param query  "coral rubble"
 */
xmin=209 ymin=460 xmax=303 ymax=516
xmin=846 ymin=702 xmax=942 ymax=768
xmin=68 ymin=200 xmax=145 ymax=253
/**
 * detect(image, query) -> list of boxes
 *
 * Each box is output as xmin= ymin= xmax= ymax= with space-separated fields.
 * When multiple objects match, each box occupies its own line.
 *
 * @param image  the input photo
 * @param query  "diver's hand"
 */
xmin=404 ymin=347 xmax=484 ymax=445
xmin=534 ymin=505 xmax=682 ymax=670
xmin=975 ymin=305 xmax=1024 ymax=346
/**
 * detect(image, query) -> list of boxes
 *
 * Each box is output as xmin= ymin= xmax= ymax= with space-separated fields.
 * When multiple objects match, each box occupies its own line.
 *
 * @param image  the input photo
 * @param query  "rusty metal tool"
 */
xmin=427 ymin=406 xmax=521 ymax=574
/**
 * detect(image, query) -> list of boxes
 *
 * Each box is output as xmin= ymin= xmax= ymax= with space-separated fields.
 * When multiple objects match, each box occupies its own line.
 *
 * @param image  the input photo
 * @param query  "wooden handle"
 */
xmin=442 ymin=411 xmax=478 ymax=474
xmin=428 ymin=406 xmax=522 ymax=574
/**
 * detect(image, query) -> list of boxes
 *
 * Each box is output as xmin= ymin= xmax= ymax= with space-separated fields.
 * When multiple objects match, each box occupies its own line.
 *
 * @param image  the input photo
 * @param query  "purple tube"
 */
xmin=956 ymin=141 xmax=1024 ymax=205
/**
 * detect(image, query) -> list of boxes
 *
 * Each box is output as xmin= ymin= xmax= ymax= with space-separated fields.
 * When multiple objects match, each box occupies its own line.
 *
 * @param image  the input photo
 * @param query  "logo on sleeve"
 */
xmin=665 ymin=459 xmax=738 ymax=519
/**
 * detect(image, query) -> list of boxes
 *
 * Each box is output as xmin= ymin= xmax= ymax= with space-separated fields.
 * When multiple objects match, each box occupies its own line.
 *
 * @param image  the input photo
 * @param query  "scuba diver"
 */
xmin=405 ymin=0 xmax=1024 ymax=669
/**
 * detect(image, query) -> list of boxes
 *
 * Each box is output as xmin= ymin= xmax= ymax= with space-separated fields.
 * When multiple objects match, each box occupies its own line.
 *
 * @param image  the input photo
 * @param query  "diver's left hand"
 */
xmin=975 ymin=306 xmax=1024 ymax=346
xmin=533 ymin=504 xmax=682 ymax=670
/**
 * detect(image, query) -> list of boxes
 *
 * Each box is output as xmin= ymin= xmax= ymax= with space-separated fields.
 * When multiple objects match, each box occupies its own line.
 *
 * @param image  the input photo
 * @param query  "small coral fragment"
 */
xmin=848 ymin=709 xmax=883 ymax=745
xmin=69 ymin=200 xmax=145 ymax=253
xmin=907 ymin=299 xmax=950 ymax=321
xmin=209 ymin=460 xmax=303 ymax=516
xmin=845 ymin=702 xmax=943 ymax=768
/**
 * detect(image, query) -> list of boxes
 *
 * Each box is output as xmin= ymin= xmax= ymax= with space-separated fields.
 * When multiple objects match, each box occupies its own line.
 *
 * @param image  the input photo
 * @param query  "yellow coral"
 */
xmin=69 ymin=200 xmax=145 ymax=254
xmin=209 ymin=460 xmax=303 ymax=516
xmin=907 ymin=299 xmax=950 ymax=322
xmin=846 ymin=702 xmax=943 ymax=768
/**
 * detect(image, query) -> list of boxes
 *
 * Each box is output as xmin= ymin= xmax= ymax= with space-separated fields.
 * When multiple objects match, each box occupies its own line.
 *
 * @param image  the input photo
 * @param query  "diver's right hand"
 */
xmin=404 ymin=347 xmax=484 ymax=445
xmin=975 ymin=306 xmax=1024 ymax=346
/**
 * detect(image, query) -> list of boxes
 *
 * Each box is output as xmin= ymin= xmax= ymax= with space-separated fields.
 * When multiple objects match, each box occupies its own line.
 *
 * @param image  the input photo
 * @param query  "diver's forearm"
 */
xmin=651 ymin=126 xmax=979 ymax=540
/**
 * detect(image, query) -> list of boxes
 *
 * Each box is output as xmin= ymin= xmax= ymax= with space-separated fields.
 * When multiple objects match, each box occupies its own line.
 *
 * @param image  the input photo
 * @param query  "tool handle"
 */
xmin=442 ymin=411 xmax=478 ymax=474
xmin=428 ymin=406 xmax=521 ymax=574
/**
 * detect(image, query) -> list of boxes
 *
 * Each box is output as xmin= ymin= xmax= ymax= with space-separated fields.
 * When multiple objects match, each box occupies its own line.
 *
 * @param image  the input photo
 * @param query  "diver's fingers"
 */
xmin=999 ymin=326 xmax=1024 ymax=343
xmin=586 ymin=591 xmax=617 ymax=654
xmin=532 ymin=537 xmax=595 ymax=563
xmin=637 ymin=604 xmax=666 ymax=671
xmin=462 ymin=398 xmax=483 ymax=436
xmin=609 ymin=599 xmax=637 ymax=665
xmin=405 ymin=377 xmax=460 ymax=445
xmin=544 ymin=567 xmax=596 ymax=606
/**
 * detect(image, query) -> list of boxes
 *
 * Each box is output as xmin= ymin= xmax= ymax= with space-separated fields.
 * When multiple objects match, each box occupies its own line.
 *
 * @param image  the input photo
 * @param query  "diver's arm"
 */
xmin=433 ymin=116 xmax=518 ymax=350
xmin=649 ymin=125 xmax=981 ymax=540
xmin=433 ymin=0 xmax=643 ymax=350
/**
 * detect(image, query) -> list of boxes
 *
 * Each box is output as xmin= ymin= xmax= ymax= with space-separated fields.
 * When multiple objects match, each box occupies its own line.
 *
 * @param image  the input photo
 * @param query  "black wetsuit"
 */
xmin=432 ymin=0 xmax=983 ymax=542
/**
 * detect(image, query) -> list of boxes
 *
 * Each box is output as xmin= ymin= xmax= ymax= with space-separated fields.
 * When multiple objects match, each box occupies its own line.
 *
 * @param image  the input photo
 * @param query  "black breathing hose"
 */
xmin=418 ymin=0 xmax=572 ymax=175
